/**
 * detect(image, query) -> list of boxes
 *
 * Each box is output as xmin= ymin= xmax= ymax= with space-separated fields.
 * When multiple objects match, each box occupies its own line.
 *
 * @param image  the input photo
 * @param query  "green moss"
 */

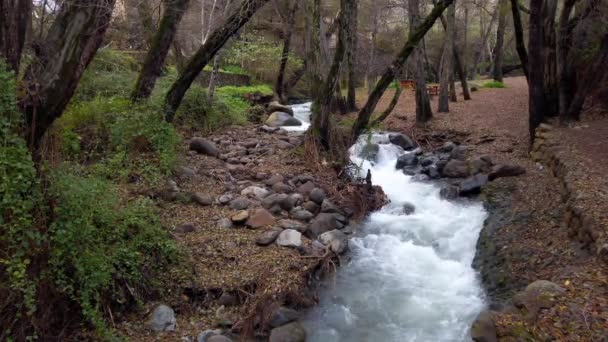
xmin=482 ymin=81 xmax=506 ymax=88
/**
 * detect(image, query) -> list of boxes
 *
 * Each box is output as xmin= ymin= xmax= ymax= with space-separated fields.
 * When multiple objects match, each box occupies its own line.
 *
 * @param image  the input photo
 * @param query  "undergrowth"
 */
xmin=482 ymin=81 xmax=506 ymax=88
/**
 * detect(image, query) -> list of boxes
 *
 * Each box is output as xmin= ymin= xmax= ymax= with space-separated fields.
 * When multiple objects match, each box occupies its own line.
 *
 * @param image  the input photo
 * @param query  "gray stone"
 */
xmin=388 ymin=133 xmax=417 ymax=151
xmin=246 ymin=209 xmax=276 ymax=229
xmin=269 ymin=322 xmax=306 ymax=342
xmin=269 ymin=307 xmax=301 ymax=328
xmin=276 ymin=140 xmax=295 ymax=149
xmin=192 ymin=192 xmax=214 ymax=206
xmin=229 ymin=197 xmax=250 ymax=210
xmin=190 ymin=138 xmax=220 ymax=157
xmin=309 ymin=188 xmax=327 ymax=205
xmin=256 ymin=228 xmax=283 ymax=246
xmin=402 ymin=202 xmax=416 ymax=215
xmin=262 ymin=193 xmax=289 ymax=209
xmin=207 ymin=336 xmax=233 ymax=342
xmin=276 ymin=229 xmax=302 ymax=248
xmin=266 ymin=112 xmax=302 ymax=127
xmin=320 ymin=199 xmax=342 ymax=214
xmin=469 ymin=157 xmax=493 ymax=175
xmin=265 ymin=174 xmax=285 ymax=186
xmin=291 ymin=209 xmax=314 ymax=221
xmin=471 ymin=310 xmax=497 ymax=342
xmin=489 ymin=164 xmax=526 ymax=180
xmin=176 ymin=166 xmax=197 ymax=178
xmin=297 ymin=181 xmax=316 ymax=195
xmin=449 ymin=145 xmax=468 ymax=161
xmin=459 ymin=174 xmax=489 ymax=196
xmin=302 ymin=200 xmax=320 ymax=213
xmin=218 ymin=194 xmax=234 ymax=205
xmin=318 ymin=229 xmax=348 ymax=254
xmin=149 ymin=304 xmax=176 ymax=332
xmin=197 ymin=330 xmax=221 ymax=342
xmin=217 ymin=218 xmax=233 ymax=229
xmin=440 ymin=186 xmax=460 ymax=200
xmin=436 ymin=141 xmax=456 ymax=153
xmin=261 ymin=125 xmax=280 ymax=133
xmin=359 ymin=143 xmax=380 ymax=162
xmin=175 ymin=223 xmax=196 ymax=234
xmin=441 ymin=159 xmax=470 ymax=178
xmin=231 ymin=210 xmax=249 ymax=224
xmin=308 ymin=213 xmax=338 ymax=237
xmin=278 ymin=219 xmax=306 ymax=232
xmin=396 ymin=153 xmax=419 ymax=169
xmin=218 ymin=292 xmax=238 ymax=307
xmin=272 ymin=182 xmax=293 ymax=194
xmin=279 ymin=195 xmax=301 ymax=211
xmin=241 ymin=186 xmax=270 ymax=200
xmin=268 ymin=101 xmax=294 ymax=115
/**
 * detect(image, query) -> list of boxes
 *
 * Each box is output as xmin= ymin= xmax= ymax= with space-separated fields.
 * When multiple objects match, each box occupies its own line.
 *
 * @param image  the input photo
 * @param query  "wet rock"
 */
xmin=291 ymin=209 xmax=314 ymax=221
xmin=308 ymin=213 xmax=339 ymax=237
xmin=470 ymin=310 xmax=497 ymax=342
xmin=440 ymin=186 xmax=460 ymax=200
xmin=396 ymin=153 xmax=419 ymax=169
xmin=459 ymin=174 xmax=489 ymax=196
xmin=272 ymin=182 xmax=293 ymax=194
xmin=192 ymin=192 xmax=214 ymax=206
xmin=246 ymin=209 xmax=276 ymax=229
xmin=309 ymin=188 xmax=327 ymax=205
xmin=318 ymin=230 xmax=348 ymax=254
xmin=269 ymin=307 xmax=301 ymax=328
xmin=269 ymin=322 xmax=306 ymax=342
xmin=278 ymin=219 xmax=306 ymax=232
xmin=359 ymin=143 xmax=380 ymax=162
xmin=190 ymin=138 xmax=220 ymax=157
xmin=268 ymin=101 xmax=294 ymax=115
xmin=442 ymin=159 xmax=470 ymax=178
xmin=149 ymin=304 xmax=176 ymax=332
xmin=388 ymin=133 xmax=417 ymax=151
xmin=419 ymin=155 xmax=438 ymax=167
xmin=402 ymin=202 xmax=416 ymax=215
xmin=489 ymin=164 xmax=526 ymax=180
xmin=276 ymin=229 xmax=302 ymax=248
xmin=266 ymin=112 xmax=302 ymax=127
xmin=231 ymin=210 xmax=249 ymax=224
xmin=256 ymin=228 xmax=283 ymax=246
xmin=229 ymin=197 xmax=250 ymax=210
xmin=422 ymin=165 xmax=441 ymax=179
xmin=217 ymin=218 xmax=233 ymax=229
xmin=241 ymin=186 xmax=270 ymax=199
xmin=342 ymin=223 xmax=358 ymax=235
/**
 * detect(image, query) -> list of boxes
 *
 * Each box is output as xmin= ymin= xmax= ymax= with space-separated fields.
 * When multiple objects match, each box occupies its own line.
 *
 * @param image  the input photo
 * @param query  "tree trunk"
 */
xmin=371 ymin=85 xmax=403 ymax=126
xmin=0 ymin=0 xmax=31 ymax=73
xmin=173 ymin=38 xmax=187 ymax=73
xmin=164 ymin=0 xmax=270 ymax=122
xmin=410 ymin=0 xmax=433 ymax=124
xmin=346 ymin=0 xmax=358 ymax=110
xmin=541 ymin=0 xmax=558 ymax=117
xmin=284 ymin=61 xmax=306 ymax=94
xmin=493 ymin=0 xmax=508 ymax=82
xmin=510 ymin=0 xmax=529 ymax=79
xmin=305 ymin=0 xmax=324 ymax=101
xmin=311 ymin=0 xmax=351 ymax=149
xmin=136 ymin=0 xmax=158 ymax=48
xmin=275 ymin=1 xmax=299 ymax=103
xmin=351 ymin=0 xmax=454 ymax=139
xmin=476 ymin=6 xmax=499 ymax=75
xmin=438 ymin=10 xmax=471 ymax=100
xmin=438 ymin=2 xmax=454 ymax=113
xmin=557 ymin=0 xmax=577 ymax=119
xmin=528 ymin=0 xmax=546 ymax=145
xmin=132 ymin=0 xmax=190 ymax=101
xmin=366 ymin=6 xmax=378 ymax=95
xmin=463 ymin=4 xmax=469 ymax=77
xmin=20 ymin=0 xmax=116 ymax=153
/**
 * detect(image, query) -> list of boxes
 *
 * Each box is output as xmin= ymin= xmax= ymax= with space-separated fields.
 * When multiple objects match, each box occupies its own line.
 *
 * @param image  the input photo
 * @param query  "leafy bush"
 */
xmin=48 ymin=168 xmax=179 ymax=336
xmin=215 ymin=84 xmax=273 ymax=114
xmin=482 ymin=81 xmax=506 ymax=88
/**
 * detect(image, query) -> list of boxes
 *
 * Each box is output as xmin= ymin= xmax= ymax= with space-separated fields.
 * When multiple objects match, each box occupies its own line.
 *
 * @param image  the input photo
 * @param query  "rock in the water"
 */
xmin=231 ymin=210 xmax=249 ymax=224
xmin=229 ymin=197 xmax=250 ymax=210
xmin=318 ymin=229 xmax=348 ymax=254
xmin=276 ymin=229 xmax=302 ymax=248
xmin=246 ymin=209 xmax=276 ymax=228
xmin=440 ymin=186 xmax=460 ymax=200
xmin=489 ymin=164 xmax=526 ymax=180
xmin=268 ymin=101 xmax=294 ymax=115
xmin=358 ymin=143 xmax=380 ymax=162
xmin=241 ymin=186 xmax=270 ymax=199
xmin=192 ymin=192 xmax=214 ymax=206
xmin=402 ymin=202 xmax=416 ymax=215
xmin=190 ymin=138 xmax=220 ymax=157
xmin=442 ymin=159 xmax=470 ymax=178
xmin=149 ymin=304 xmax=176 ymax=332
xmin=459 ymin=174 xmax=489 ymax=196
xmin=269 ymin=322 xmax=306 ymax=342
xmin=389 ymin=133 xmax=417 ymax=151
xmin=269 ymin=307 xmax=301 ymax=328
xmin=308 ymin=188 xmax=327 ymax=205
xmin=266 ymin=112 xmax=302 ymax=127
xmin=308 ymin=213 xmax=338 ymax=237
xmin=470 ymin=310 xmax=497 ymax=342
xmin=291 ymin=209 xmax=314 ymax=221
xmin=217 ymin=218 xmax=233 ymax=229
xmin=256 ymin=228 xmax=283 ymax=246
xmin=395 ymin=153 xmax=419 ymax=169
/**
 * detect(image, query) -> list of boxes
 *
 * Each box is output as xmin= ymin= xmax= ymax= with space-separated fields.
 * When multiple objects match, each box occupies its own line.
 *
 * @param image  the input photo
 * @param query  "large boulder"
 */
xmin=246 ymin=209 xmax=276 ymax=229
xmin=441 ymin=159 xmax=470 ymax=178
xmin=308 ymin=213 xmax=339 ymax=238
xmin=276 ymin=229 xmax=303 ymax=248
xmin=266 ymin=112 xmax=302 ymax=127
xmin=470 ymin=310 xmax=498 ymax=342
xmin=308 ymin=188 xmax=327 ymax=205
xmin=149 ymin=304 xmax=176 ymax=332
xmin=389 ymin=133 xmax=417 ymax=151
xmin=269 ymin=322 xmax=306 ymax=342
xmin=395 ymin=153 xmax=419 ymax=169
xmin=459 ymin=174 xmax=489 ymax=196
xmin=190 ymin=138 xmax=220 ymax=157
xmin=256 ymin=228 xmax=283 ymax=246
xmin=318 ymin=229 xmax=348 ymax=254
xmin=268 ymin=101 xmax=294 ymax=115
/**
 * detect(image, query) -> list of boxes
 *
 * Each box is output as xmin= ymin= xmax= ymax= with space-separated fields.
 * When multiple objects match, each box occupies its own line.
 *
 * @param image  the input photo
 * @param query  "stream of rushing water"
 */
xmin=283 ymin=104 xmax=488 ymax=341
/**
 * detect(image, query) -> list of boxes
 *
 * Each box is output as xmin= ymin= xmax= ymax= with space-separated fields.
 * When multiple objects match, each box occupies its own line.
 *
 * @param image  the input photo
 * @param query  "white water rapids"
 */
xmin=283 ymin=104 xmax=488 ymax=341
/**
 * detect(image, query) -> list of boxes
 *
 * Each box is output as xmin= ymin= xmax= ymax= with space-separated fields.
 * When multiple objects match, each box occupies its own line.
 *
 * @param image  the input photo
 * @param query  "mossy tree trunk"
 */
xmin=164 ymin=0 xmax=270 ymax=122
xmin=20 ymin=0 xmax=116 ymax=154
xmin=275 ymin=0 xmax=299 ymax=103
xmin=351 ymin=0 xmax=454 ymax=139
xmin=346 ymin=0 xmax=358 ymax=111
xmin=0 ymin=0 xmax=31 ymax=74
xmin=131 ymin=0 xmax=191 ymax=101
xmin=493 ymin=0 xmax=508 ymax=82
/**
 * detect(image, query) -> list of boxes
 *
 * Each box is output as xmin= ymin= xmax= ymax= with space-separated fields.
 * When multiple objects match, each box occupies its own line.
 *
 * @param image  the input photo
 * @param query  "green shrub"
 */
xmin=48 ymin=168 xmax=179 ymax=336
xmin=215 ymin=84 xmax=273 ymax=114
xmin=482 ymin=81 xmax=506 ymax=88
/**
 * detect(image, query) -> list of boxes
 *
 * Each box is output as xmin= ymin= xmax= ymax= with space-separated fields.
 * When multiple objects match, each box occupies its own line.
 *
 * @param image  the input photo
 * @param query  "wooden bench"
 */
xmin=399 ymin=80 xmax=415 ymax=89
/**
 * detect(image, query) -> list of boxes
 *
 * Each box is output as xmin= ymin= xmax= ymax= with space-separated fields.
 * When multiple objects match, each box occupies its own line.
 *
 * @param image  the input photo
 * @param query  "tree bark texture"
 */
xmin=305 ymin=0 xmax=324 ymax=101
xmin=351 ymin=0 xmax=454 ymax=138
xmin=438 ymin=11 xmax=472 ymax=101
xmin=164 ymin=0 xmax=270 ymax=122
xmin=438 ymin=2 xmax=454 ymax=112
xmin=410 ymin=0 xmax=433 ymax=124
xmin=0 ymin=0 xmax=31 ymax=73
xmin=207 ymin=0 xmax=233 ymax=101
xmin=493 ymin=0 xmax=508 ymax=82
xmin=275 ymin=0 xmax=299 ymax=103
xmin=557 ymin=0 xmax=577 ymax=120
xmin=541 ymin=0 xmax=558 ymax=117
xmin=346 ymin=0 xmax=358 ymax=110
xmin=510 ymin=0 xmax=529 ymax=79
xmin=131 ymin=0 xmax=191 ymax=101
xmin=528 ymin=0 xmax=546 ymax=145
xmin=20 ymin=0 xmax=116 ymax=153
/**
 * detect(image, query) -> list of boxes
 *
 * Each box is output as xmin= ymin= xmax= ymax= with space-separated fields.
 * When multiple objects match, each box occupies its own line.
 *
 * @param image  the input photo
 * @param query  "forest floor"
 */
xmin=367 ymin=76 xmax=608 ymax=341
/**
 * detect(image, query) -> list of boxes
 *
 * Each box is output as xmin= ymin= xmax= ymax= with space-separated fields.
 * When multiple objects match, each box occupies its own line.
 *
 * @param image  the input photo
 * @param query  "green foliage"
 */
xmin=48 ymin=168 xmax=179 ymax=336
xmin=215 ymin=84 xmax=273 ymax=114
xmin=482 ymin=81 xmax=506 ymax=88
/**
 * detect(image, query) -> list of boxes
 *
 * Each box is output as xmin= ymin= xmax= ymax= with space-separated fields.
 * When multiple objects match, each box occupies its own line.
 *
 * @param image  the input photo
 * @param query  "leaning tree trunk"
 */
xmin=411 ymin=0 xmax=433 ymax=124
xmin=370 ymin=85 xmax=403 ymax=127
xmin=164 ymin=0 xmax=270 ymax=122
xmin=346 ymin=0 xmax=358 ymax=110
xmin=510 ymin=0 xmax=529 ymax=79
xmin=438 ymin=10 xmax=471 ymax=100
xmin=438 ymin=2 xmax=454 ymax=113
xmin=131 ymin=0 xmax=191 ymax=101
xmin=20 ymin=0 xmax=116 ymax=154
xmin=351 ymin=0 xmax=454 ymax=138
xmin=528 ymin=0 xmax=546 ymax=145
xmin=0 ymin=0 xmax=31 ymax=73
xmin=493 ymin=0 xmax=508 ymax=82
xmin=275 ymin=1 xmax=299 ymax=103
xmin=541 ymin=0 xmax=558 ymax=117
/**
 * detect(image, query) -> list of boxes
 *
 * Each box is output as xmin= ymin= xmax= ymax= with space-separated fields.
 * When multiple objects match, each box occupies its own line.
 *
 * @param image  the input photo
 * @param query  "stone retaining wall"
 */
xmin=530 ymin=123 xmax=608 ymax=263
